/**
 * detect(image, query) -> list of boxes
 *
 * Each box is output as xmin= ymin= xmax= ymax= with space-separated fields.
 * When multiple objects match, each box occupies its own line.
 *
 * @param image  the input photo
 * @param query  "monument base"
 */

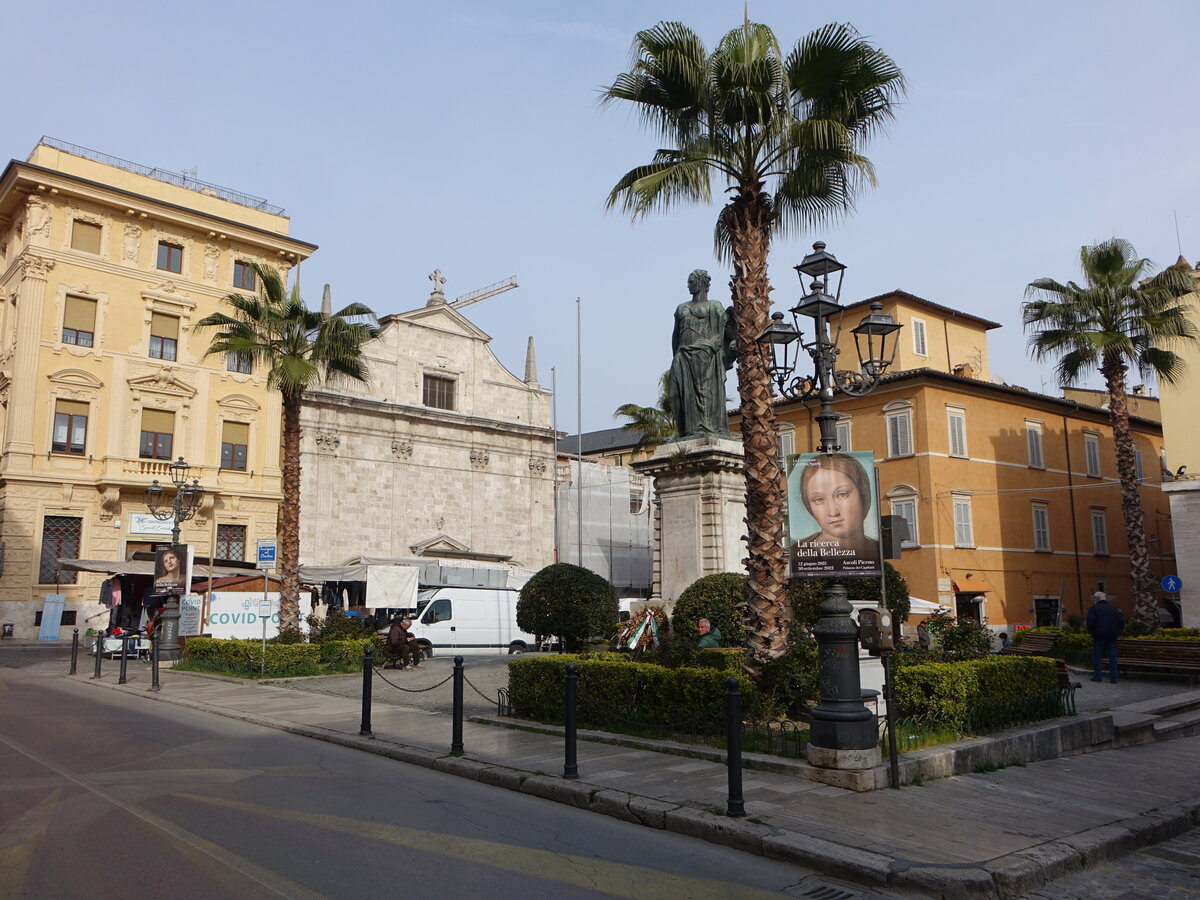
xmin=632 ymin=436 xmax=746 ymax=602
xmin=806 ymin=742 xmax=881 ymax=771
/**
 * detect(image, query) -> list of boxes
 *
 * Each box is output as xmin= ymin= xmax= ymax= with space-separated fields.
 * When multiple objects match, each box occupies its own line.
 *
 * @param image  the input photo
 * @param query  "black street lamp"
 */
xmin=143 ymin=457 xmax=204 ymax=661
xmin=144 ymin=457 xmax=204 ymax=544
xmin=756 ymin=242 xmax=902 ymax=761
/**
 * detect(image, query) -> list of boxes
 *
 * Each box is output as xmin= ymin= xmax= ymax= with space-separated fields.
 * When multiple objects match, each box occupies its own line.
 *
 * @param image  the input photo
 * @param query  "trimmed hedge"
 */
xmin=892 ymin=656 xmax=1058 ymax=720
xmin=1129 ymin=629 xmax=1200 ymax=641
xmin=319 ymin=637 xmax=383 ymax=666
xmin=182 ymin=637 xmax=321 ymax=678
xmin=507 ymin=655 xmax=773 ymax=728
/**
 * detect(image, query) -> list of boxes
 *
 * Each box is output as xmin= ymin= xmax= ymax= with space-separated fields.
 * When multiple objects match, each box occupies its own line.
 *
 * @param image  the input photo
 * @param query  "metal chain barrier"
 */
xmin=372 ymin=666 xmax=454 ymax=694
xmin=460 ymin=672 xmax=496 ymax=705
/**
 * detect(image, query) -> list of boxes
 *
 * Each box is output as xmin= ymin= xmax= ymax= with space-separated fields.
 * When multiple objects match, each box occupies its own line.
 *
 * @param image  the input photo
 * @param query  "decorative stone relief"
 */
xmin=435 ymin=516 xmax=445 ymax=531
xmin=26 ymin=197 xmax=50 ymax=243
xmin=98 ymin=487 xmax=121 ymax=521
xmin=392 ymin=440 xmax=413 ymax=459
xmin=122 ymin=224 xmax=141 ymax=263
xmin=0 ymin=373 xmax=10 ymax=407
xmin=315 ymin=432 xmax=341 ymax=453
xmin=203 ymin=244 xmax=219 ymax=283
xmin=528 ymin=457 xmax=547 ymax=475
xmin=470 ymin=448 xmax=489 ymax=470
xmin=17 ymin=254 xmax=54 ymax=280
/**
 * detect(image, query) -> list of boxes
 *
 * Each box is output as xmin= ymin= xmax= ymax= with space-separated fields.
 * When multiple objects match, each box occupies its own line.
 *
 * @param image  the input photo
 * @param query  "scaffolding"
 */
xmin=555 ymin=460 xmax=653 ymax=594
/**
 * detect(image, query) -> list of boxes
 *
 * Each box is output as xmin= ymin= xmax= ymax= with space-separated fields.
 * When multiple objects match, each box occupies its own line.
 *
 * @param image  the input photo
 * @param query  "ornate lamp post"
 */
xmin=144 ymin=457 xmax=204 ymax=660
xmin=756 ymin=242 xmax=901 ymax=762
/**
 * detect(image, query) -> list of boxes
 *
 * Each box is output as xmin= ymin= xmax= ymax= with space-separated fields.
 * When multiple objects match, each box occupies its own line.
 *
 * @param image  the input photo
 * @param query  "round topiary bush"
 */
xmin=517 ymin=563 xmax=618 ymax=652
xmin=671 ymin=572 xmax=747 ymax=647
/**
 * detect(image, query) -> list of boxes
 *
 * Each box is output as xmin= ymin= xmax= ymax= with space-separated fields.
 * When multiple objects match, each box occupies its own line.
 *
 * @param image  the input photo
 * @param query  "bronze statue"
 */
xmin=669 ymin=270 xmax=735 ymax=439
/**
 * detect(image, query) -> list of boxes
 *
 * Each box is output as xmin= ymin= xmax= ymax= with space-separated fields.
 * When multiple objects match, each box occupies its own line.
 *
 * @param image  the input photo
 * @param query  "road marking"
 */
xmin=180 ymin=793 xmax=782 ymax=900
xmin=0 ymin=733 xmax=323 ymax=900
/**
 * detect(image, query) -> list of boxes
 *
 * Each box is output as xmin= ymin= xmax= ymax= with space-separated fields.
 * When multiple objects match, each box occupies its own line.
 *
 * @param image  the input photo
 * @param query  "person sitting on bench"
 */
xmin=386 ymin=616 xmax=422 ymax=670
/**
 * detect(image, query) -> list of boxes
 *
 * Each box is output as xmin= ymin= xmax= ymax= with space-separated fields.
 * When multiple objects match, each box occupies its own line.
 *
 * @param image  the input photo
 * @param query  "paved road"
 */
xmin=0 ymin=663 xmax=861 ymax=899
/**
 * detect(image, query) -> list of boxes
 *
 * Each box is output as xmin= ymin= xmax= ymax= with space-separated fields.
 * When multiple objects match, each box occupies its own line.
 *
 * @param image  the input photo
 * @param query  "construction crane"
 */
xmin=450 ymin=276 xmax=519 ymax=310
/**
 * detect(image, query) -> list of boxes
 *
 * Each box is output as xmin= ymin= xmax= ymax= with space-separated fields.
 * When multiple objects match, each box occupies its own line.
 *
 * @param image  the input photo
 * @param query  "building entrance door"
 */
xmin=1034 ymin=596 xmax=1060 ymax=627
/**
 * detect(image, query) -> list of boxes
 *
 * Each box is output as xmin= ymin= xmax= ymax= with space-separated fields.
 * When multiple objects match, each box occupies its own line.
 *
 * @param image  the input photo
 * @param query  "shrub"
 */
xmin=181 ymin=637 xmax=321 ymax=678
xmin=925 ymin=610 xmax=993 ymax=659
xmin=788 ymin=562 xmax=911 ymax=631
xmin=517 ymin=563 xmax=618 ymax=652
xmin=671 ymin=573 xmax=746 ymax=647
xmin=507 ymin=655 xmax=774 ymax=728
xmin=318 ymin=637 xmax=382 ymax=667
xmin=305 ymin=609 xmax=372 ymax=643
xmin=892 ymin=656 xmax=1058 ymax=720
xmin=758 ymin=634 xmax=819 ymax=715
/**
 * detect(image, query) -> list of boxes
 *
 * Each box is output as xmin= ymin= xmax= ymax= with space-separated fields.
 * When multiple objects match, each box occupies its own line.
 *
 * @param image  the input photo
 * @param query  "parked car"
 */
xmin=405 ymin=587 xmax=539 ymax=656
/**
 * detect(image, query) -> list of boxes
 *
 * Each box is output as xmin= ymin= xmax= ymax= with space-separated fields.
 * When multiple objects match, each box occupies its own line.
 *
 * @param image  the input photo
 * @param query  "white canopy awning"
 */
xmin=908 ymin=596 xmax=950 ymax=615
xmin=59 ymin=558 xmax=256 ymax=578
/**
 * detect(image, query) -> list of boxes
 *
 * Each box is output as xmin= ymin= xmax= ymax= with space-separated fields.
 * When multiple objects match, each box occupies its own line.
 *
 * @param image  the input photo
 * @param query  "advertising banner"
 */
xmin=787 ymin=451 xmax=882 ymax=578
xmin=153 ymin=544 xmax=192 ymax=596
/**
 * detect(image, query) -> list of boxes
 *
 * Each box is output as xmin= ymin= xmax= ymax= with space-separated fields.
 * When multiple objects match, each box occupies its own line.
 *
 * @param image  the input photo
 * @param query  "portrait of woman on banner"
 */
xmin=154 ymin=544 xmax=189 ymax=596
xmin=788 ymin=452 xmax=881 ymax=577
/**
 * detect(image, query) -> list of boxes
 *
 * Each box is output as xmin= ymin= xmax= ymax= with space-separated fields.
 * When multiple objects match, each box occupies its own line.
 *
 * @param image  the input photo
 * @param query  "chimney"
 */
xmin=953 ymin=362 xmax=975 ymax=379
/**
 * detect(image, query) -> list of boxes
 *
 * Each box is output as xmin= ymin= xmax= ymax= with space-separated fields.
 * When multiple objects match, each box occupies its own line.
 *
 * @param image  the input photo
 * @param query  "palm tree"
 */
xmin=614 ymin=371 xmax=675 ymax=450
xmin=195 ymin=264 xmax=379 ymax=633
xmin=602 ymin=21 xmax=904 ymax=671
xmin=1023 ymin=239 xmax=1198 ymax=627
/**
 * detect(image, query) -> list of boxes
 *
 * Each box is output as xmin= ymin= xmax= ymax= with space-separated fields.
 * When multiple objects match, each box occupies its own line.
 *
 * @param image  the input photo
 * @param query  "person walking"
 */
xmin=1086 ymin=591 xmax=1124 ymax=683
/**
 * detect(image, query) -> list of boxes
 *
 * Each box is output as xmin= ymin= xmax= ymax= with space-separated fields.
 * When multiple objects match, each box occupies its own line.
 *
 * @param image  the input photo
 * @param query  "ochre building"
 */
xmin=0 ymin=139 xmax=314 ymax=637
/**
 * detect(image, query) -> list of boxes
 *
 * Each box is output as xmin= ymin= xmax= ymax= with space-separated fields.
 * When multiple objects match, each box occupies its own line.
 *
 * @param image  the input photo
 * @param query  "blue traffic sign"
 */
xmin=256 ymin=539 xmax=278 ymax=569
xmin=1161 ymin=575 xmax=1182 ymax=593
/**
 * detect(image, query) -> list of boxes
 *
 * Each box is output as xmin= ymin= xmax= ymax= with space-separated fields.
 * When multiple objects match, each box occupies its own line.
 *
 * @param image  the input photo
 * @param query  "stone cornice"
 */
xmin=303 ymin=390 xmax=556 ymax=441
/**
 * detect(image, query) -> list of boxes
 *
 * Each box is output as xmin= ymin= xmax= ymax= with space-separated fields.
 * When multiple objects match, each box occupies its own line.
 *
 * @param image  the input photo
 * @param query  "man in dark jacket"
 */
xmin=1086 ymin=591 xmax=1124 ymax=683
xmin=696 ymin=618 xmax=722 ymax=649
xmin=386 ymin=616 xmax=422 ymax=670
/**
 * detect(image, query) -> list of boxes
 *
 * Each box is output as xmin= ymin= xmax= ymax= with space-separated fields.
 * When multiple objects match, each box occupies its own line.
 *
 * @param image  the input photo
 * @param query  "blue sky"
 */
xmin=12 ymin=1 xmax=1198 ymax=433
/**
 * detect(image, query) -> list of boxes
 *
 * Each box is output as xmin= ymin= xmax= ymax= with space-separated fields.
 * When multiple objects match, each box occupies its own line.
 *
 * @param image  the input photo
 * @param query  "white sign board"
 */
xmin=128 ymin=514 xmax=174 ymax=536
xmin=206 ymin=592 xmax=287 ymax=639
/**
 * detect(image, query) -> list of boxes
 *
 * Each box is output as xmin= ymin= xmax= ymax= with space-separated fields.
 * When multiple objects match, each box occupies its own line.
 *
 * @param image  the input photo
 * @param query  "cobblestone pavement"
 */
xmin=1023 ymin=827 xmax=1200 ymax=898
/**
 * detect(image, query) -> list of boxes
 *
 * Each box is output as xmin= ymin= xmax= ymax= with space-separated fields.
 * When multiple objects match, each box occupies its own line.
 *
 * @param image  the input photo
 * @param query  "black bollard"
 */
xmin=725 ymin=676 xmax=746 ymax=817
xmin=563 ymin=663 xmax=579 ymax=779
xmin=92 ymin=633 xmax=103 ymax=679
xmin=150 ymin=637 xmax=161 ymax=692
xmin=69 ymin=629 xmax=79 ymax=675
xmin=451 ymin=656 xmax=464 ymax=755
xmin=118 ymin=634 xmax=130 ymax=685
xmin=884 ymin=652 xmax=900 ymax=789
xmin=359 ymin=647 xmax=374 ymax=737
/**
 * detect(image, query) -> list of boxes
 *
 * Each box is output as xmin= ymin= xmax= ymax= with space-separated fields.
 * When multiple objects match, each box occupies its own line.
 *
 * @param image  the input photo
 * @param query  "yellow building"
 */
xmin=746 ymin=290 xmax=1173 ymax=631
xmin=1158 ymin=260 xmax=1200 ymax=627
xmin=0 ymin=139 xmax=315 ymax=637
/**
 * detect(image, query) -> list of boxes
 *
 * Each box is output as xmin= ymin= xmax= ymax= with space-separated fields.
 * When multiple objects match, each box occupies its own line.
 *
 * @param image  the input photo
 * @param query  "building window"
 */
xmin=1134 ymin=449 xmax=1144 ymax=482
xmin=1026 ymin=420 xmax=1044 ymax=468
xmin=886 ymin=408 xmax=913 ymax=458
xmin=70 ymin=220 xmax=102 ymax=254
xmin=889 ymin=495 xmax=919 ymax=547
xmin=156 ymin=241 xmax=183 ymax=273
xmin=139 ymin=409 xmax=174 ymax=460
xmin=1091 ymin=509 xmax=1109 ymax=555
xmin=912 ymin=317 xmax=928 ymax=356
xmin=226 ymin=351 xmax=252 ymax=374
xmin=220 ymin=421 xmax=249 ymax=470
xmin=1084 ymin=431 xmax=1101 ymax=477
xmin=149 ymin=313 xmax=179 ymax=360
xmin=215 ymin=524 xmax=247 ymax=561
xmin=777 ymin=428 xmax=795 ymax=473
xmin=947 ymin=406 xmax=967 ymax=458
xmin=38 ymin=515 xmax=82 ymax=584
xmin=1032 ymin=502 xmax=1050 ymax=552
xmin=52 ymin=400 xmax=89 ymax=455
xmin=62 ymin=295 xmax=97 ymax=347
xmin=232 ymin=260 xmax=256 ymax=291
xmin=423 ymin=374 xmax=455 ymax=410
xmin=835 ymin=417 xmax=852 ymax=452
xmin=953 ymin=493 xmax=974 ymax=547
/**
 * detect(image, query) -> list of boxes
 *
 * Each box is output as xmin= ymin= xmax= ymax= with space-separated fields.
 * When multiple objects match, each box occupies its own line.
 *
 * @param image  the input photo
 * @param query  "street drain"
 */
xmin=797 ymin=885 xmax=863 ymax=900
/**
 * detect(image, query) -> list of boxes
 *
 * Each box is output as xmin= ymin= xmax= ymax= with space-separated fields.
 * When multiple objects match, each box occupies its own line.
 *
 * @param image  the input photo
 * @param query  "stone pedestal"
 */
xmin=632 ymin=437 xmax=746 ymax=602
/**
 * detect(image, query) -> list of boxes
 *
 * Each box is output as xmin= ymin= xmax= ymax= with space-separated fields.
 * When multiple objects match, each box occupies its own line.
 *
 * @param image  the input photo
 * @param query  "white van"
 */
xmin=406 ymin=586 xmax=539 ymax=656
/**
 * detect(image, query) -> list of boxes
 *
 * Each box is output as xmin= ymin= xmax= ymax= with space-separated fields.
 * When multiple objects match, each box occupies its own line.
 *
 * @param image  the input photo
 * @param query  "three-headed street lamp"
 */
xmin=144 ymin=457 xmax=205 ymax=544
xmin=756 ymin=242 xmax=902 ymax=762
xmin=144 ymin=457 xmax=204 ymax=660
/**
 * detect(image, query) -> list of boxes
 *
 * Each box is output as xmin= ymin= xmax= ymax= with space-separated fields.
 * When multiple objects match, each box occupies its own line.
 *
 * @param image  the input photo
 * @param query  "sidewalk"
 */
xmin=67 ymin=661 xmax=1200 ymax=899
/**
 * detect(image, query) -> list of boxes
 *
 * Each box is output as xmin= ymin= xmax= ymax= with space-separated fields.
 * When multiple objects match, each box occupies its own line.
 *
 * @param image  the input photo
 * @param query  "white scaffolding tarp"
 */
xmin=556 ymin=460 xmax=653 ymax=591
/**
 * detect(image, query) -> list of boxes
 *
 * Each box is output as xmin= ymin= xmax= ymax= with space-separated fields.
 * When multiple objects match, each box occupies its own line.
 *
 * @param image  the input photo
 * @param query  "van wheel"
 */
xmin=508 ymin=642 xmax=527 ymax=655
xmin=417 ymin=641 xmax=433 ymax=659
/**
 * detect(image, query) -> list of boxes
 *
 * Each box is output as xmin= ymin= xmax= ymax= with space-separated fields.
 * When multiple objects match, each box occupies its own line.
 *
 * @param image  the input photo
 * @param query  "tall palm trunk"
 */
xmin=1100 ymin=355 xmax=1158 ymax=627
xmin=725 ymin=187 xmax=790 ymax=670
xmin=278 ymin=388 xmax=304 ymax=633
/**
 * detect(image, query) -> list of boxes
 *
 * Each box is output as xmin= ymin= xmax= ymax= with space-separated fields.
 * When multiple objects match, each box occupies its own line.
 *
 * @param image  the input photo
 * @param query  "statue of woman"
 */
xmin=668 ymin=269 xmax=735 ymax=439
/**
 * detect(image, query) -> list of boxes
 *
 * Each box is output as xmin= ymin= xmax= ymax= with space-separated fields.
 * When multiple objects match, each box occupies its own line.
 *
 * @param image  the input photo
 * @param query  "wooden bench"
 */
xmin=1116 ymin=640 xmax=1200 ymax=684
xmin=1002 ymin=632 xmax=1058 ymax=656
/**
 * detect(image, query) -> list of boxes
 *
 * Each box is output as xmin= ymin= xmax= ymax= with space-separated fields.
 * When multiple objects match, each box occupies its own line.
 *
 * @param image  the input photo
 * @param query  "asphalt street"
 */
xmin=0 ymin=657 xmax=851 ymax=899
